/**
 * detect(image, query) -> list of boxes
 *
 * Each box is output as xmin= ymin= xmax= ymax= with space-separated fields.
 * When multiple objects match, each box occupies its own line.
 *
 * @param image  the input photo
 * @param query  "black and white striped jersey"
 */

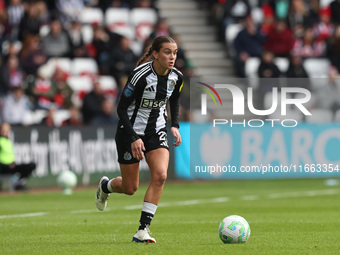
xmin=117 ymin=61 xmax=183 ymax=142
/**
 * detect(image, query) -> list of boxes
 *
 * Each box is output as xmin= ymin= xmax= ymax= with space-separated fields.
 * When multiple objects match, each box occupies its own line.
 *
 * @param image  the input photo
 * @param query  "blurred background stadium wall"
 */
xmin=1 ymin=0 xmax=340 ymax=190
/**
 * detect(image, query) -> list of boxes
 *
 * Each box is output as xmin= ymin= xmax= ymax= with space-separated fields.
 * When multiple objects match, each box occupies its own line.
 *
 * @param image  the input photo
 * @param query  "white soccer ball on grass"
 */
xmin=218 ymin=215 xmax=251 ymax=244
xmin=57 ymin=170 xmax=77 ymax=194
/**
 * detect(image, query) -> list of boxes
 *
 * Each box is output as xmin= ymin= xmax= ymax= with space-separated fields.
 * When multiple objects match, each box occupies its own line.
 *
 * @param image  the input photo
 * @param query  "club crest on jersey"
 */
xmin=123 ymin=82 xmax=135 ymax=97
xmin=168 ymin=80 xmax=176 ymax=92
xmin=124 ymin=151 xmax=132 ymax=160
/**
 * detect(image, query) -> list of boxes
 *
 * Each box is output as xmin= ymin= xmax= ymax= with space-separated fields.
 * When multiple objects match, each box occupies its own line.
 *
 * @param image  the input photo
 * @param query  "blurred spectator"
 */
xmin=67 ymin=20 xmax=89 ymax=58
xmin=110 ymin=36 xmax=138 ymax=88
xmin=314 ymin=8 xmax=334 ymax=43
xmin=90 ymin=98 xmax=118 ymax=125
xmin=286 ymin=54 xmax=309 ymax=79
xmin=267 ymin=0 xmax=289 ymax=20
xmin=292 ymin=27 xmax=325 ymax=58
xmin=18 ymin=1 xmax=42 ymax=41
xmin=0 ymin=0 xmax=11 ymax=46
xmin=330 ymin=0 xmax=340 ymax=25
xmin=0 ymin=55 xmax=24 ymax=95
xmin=257 ymin=51 xmax=281 ymax=109
xmin=2 ymin=41 xmax=21 ymax=64
xmin=34 ymin=1 xmax=49 ymax=25
xmin=315 ymin=66 xmax=340 ymax=114
xmin=40 ymin=106 xmax=57 ymax=126
xmin=327 ymin=25 xmax=340 ymax=72
xmin=260 ymin=3 xmax=275 ymax=35
xmin=233 ymin=17 xmax=265 ymax=77
xmin=19 ymin=35 xmax=47 ymax=75
xmin=263 ymin=19 xmax=295 ymax=57
xmin=287 ymin=0 xmax=318 ymax=38
xmin=149 ymin=18 xmax=170 ymax=40
xmin=26 ymin=65 xmax=57 ymax=110
xmin=56 ymin=0 xmax=84 ymax=24
xmin=97 ymin=0 xmax=130 ymax=12
xmin=7 ymin=0 xmax=25 ymax=40
xmin=1 ymin=86 xmax=33 ymax=126
xmin=220 ymin=0 xmax=251 ymax=42
xmin=41 ymin=19 xmax=71 ymax=58
xmin=0 ymin=122 xmax=36 ymax=191
xmin=43 ymin=0 xmax=56 ymax=12
xmin=258 ymin=50 xmax=281 ymax=78
xmin=134 ymin=0 xmax=154 ymax=8
xmin=61 ymin=105 xmax=83 ymax=126
xmin=91 ymin=24 xmax=112 ymax=74
xmin=52 ymin=66 xmax=73 ymax=109
xmin=81 ymin=80 xmax=105 ymax=124
xmin=285 ymin=54 xmax=311 ymax=95
xmin=223 ymin=0 xmax=251 ymax=27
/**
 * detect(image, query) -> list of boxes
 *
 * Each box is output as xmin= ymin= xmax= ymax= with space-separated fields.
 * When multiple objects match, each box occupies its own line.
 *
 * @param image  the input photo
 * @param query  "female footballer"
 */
xmin=95 ymin=36 xmax=183 ymax=243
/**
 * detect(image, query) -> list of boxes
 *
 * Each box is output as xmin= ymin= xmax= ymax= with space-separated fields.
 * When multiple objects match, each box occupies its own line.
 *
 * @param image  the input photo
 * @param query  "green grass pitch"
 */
xmin=1 ymin=178 xmax=340 ymax=255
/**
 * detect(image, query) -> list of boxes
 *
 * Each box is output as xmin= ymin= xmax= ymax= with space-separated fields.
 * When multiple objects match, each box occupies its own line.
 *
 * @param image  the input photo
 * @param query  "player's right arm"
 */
xmin=116 ymin=77 xmax=145 ymax=160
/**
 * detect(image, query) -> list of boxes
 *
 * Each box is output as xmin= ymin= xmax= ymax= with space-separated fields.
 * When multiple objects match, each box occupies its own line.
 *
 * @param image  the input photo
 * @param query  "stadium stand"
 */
xmin=79 ymin=7 xmax=104 ymax=25
xmin=1 ymin=0 xmax=340 ymax=124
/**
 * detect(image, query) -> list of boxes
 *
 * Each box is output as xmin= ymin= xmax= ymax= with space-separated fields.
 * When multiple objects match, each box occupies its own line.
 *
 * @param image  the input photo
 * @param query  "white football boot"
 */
xmin=95 ymin=176 xmax=109 ymax=211
xmin=132 ymin=226 xmax=156 ymax=243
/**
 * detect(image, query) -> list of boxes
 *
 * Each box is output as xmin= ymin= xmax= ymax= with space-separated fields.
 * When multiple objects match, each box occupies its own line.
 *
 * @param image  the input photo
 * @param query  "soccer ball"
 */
xmin=57 ymin=170 xmax=77 ymax=194
xmin=218 ymin=215 xmax=251 ymax=244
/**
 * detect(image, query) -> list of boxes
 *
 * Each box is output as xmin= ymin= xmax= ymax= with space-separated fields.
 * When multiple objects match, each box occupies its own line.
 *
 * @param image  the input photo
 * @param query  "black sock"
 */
xmin=101 ymin=180 xmax=110 ymax=193
xmin=138 ymin=211 xmax=154 ymax=230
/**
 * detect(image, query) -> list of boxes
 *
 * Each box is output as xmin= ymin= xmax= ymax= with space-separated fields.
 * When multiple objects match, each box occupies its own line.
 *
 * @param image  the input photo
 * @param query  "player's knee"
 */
xmin=153 ymin=172 xmax=167 ymax=187
xmin=125 ymin=184 xmax=138 ymax=195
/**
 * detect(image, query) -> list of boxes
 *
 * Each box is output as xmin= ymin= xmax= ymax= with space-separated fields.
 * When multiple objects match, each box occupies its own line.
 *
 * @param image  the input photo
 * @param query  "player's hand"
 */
xmin=171 ymin=127 xmax=182 ymax=147
xmin=131 ymin=139 xmax=145 ymax=160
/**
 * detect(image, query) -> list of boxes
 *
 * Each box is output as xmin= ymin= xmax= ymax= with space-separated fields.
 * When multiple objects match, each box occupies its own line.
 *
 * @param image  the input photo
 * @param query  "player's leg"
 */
xmin=144 ymin=148 xmax=169 ymax=204
xmin=96 ymin=127 xmax=141 ymax=210
xmin=108 ymin=163 xmax=140 ymax=195
xmin=133 ymin=148 xmax=169 ymax=243
xmin=95 ymin=163 xmax=139 ymax=211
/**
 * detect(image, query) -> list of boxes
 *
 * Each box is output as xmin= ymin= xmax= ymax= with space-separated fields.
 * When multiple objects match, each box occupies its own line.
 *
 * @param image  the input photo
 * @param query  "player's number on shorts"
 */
xmin=159 ymin=131 xmax=168 ymax=147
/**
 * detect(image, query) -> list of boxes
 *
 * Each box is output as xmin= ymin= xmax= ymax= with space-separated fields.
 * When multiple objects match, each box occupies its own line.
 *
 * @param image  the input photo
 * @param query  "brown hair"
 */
xmin=136 ymin=36 xmax=176 ymax=67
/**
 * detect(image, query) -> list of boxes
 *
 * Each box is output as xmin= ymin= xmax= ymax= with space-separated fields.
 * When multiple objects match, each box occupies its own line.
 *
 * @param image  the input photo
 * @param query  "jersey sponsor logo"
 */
xmin=141 ymin=98 xmax=168 ymax=109
xmin=123 ymin=82 xmax=135 ymax=97
xmin=123 ymin=151 xmax=132 ymax=160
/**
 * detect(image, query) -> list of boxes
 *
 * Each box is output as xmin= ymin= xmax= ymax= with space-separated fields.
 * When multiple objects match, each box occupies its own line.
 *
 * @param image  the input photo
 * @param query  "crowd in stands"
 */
xmin=202 ymin=0 xmax=340 ymax=121
xmin=0 ymin=0 xmax=192 ymax=127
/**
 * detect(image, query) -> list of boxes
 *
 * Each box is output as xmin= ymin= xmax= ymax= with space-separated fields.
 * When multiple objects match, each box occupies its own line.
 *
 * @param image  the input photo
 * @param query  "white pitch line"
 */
xmin=241 ymin=195 xmax=260 ymax=201
xmin=1 ymin=189 xmax=339 ymax=219
xmin=125 ymin=197 xmax=229 ymax=210
xmin=0 ymin=212 xmax=48 ymax=219
xmin=267 ymin=189 xmax=339 ymax=199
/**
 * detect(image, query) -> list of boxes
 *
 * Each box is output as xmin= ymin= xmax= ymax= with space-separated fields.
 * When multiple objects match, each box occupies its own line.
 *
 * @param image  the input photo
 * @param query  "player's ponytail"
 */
xmin=136 ymin=45 xmax=153 ymax=67
xmin=136 ymin=36 xmax=176 ymax=67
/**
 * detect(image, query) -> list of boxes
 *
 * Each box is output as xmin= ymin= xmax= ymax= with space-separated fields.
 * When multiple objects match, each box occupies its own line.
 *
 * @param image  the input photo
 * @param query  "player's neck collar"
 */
xmin=151 ymin=61 xmax=172 ymax=77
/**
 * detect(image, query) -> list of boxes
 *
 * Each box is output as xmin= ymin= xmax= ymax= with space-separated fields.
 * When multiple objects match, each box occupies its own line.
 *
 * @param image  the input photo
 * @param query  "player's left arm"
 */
xmin=169 ymin=78 xmax=183 ymax=146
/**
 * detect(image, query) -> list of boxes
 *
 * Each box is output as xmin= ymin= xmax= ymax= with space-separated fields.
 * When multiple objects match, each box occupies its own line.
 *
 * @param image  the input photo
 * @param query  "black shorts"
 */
xmin=115 ymin=128 xmax=169 ymax=164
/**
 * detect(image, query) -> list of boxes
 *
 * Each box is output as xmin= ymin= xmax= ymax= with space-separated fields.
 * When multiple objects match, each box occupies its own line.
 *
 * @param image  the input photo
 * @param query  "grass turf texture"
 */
xmin=1 ymin=178 xmax=340 ymax=255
